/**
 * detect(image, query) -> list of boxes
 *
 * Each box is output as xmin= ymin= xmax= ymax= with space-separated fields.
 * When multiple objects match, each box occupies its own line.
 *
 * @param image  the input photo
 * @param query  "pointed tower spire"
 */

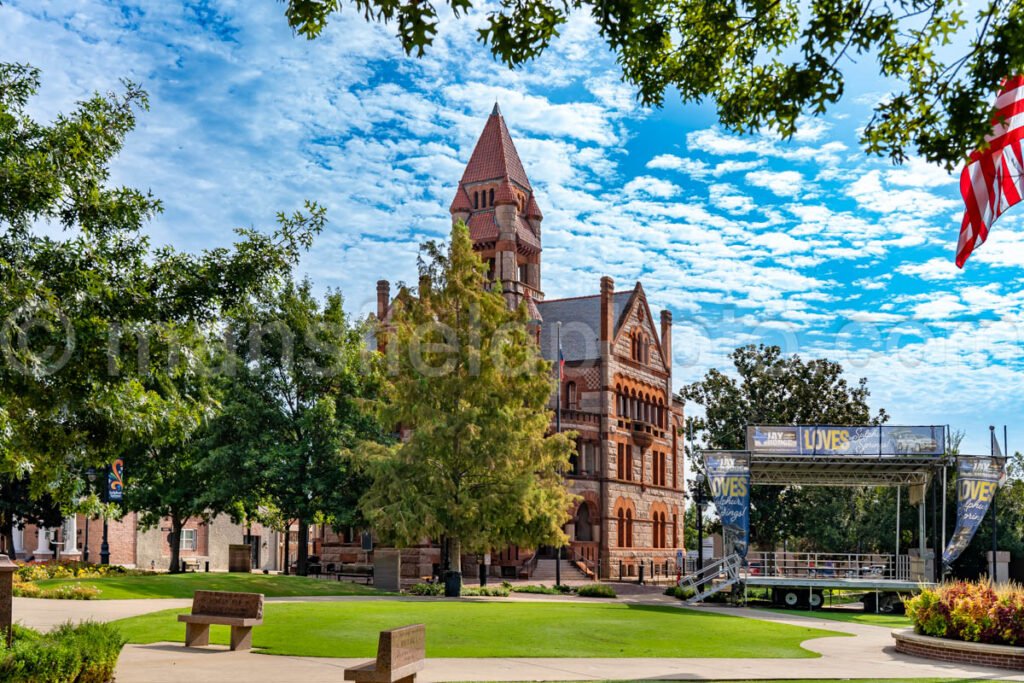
xmin=449 ymin=106 xmax=544 ymax=309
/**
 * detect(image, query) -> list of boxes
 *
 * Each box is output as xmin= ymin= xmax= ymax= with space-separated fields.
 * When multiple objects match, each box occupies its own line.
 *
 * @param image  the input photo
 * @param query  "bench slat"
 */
xmin=178 ymin=614 xmax=263 ymax=627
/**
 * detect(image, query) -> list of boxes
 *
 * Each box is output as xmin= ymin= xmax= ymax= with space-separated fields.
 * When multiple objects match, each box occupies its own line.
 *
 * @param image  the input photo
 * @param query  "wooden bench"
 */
xmin=344 ymin=624 xmax=425 ymax=683
xmin=336 ymin=563 xmax=374 ymax=584
xmin=180 ymin=558 xmax=201 ymax=573
xmin=177 ymin=590 xmax=264 ymax=651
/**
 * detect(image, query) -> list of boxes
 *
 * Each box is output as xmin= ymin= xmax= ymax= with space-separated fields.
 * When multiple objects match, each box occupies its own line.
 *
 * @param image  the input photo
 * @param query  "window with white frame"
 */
xmin=180 ymin=528 xmax=197 ymax=551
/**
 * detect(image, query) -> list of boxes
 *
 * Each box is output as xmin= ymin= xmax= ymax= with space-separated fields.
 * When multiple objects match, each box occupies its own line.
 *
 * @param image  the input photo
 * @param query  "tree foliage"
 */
xmin=0 ymin=63 xmax=323 ymax=499
xmin=278 ymin=0 xmax=1023 ymax=168
xmin=207 ymin=279 xmax=386 ymax=576
xmin=680 ymin=344 xmax=889 ymax=550
xmin=359 ymin=221 xmax=575 ymax=577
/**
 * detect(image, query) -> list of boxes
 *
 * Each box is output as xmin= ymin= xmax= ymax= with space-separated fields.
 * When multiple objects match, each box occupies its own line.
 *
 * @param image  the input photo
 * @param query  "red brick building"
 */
xmin=372 ymin=106 xmax=686 ymax=579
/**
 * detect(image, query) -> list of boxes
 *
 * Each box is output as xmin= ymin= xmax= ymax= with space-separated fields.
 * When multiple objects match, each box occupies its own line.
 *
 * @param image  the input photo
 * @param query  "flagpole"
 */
xmin=991 ymin=425 xmax=998 ymax=583
xmin=556 ymin=322 xmax=562 ymax=435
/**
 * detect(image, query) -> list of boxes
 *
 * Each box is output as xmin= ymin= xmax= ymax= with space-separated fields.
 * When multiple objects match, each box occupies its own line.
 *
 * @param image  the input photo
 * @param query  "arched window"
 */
xmin=660 ymin=512 xmax=668 ymax=549
xmin=575 ymin=503 xmax=592 ymax=542
xmin=617 ymin=508 xmax=625 ymax=547
xmin=652 ymin=513 xmax=660 ymax=548
xmin=672 ymin=513 xmax=679 ymax=547
xmin=625 ymin=509 xmax=634 ymax=548
xmin=489 ymin=188 xmax=495 ymax=206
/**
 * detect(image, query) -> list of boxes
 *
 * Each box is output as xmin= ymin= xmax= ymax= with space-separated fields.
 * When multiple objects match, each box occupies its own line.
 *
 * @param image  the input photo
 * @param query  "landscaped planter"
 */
xmin=893 ymin=629 xmax=1024 ymax=671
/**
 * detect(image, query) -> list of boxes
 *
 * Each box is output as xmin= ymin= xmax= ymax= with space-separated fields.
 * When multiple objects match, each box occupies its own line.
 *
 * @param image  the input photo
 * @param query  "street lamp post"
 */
xmin=83 ymin=469 xmax=96 ymax=564
xmin=694 ymin=473 xmax=707 ymax=571
xmin=100 ymin=466 xmax=110 ymax=566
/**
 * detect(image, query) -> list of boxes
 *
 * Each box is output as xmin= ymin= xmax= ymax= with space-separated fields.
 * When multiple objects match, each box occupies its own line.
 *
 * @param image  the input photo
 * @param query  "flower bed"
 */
xmin=906 ymin=581 xmax=1024 ymax=645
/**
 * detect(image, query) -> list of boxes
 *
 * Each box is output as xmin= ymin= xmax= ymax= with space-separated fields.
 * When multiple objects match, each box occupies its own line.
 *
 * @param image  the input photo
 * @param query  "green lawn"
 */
xmin=33 ymin=572 xmax=384 ymax=600
xmin=113 ymin=600 xmax=845 ymax=658
xmin=761 ymin=606 xmax=912 ymax=628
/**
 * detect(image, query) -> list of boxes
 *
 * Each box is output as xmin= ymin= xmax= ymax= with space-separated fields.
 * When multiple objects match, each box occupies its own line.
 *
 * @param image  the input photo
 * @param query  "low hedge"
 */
xmin=576 ymin=584 xmax=617 ymax=598
xmin=0 ymin=621 xmax=126 ymax=683
xmin=906 ymin=581 xmax=1024 ymax=645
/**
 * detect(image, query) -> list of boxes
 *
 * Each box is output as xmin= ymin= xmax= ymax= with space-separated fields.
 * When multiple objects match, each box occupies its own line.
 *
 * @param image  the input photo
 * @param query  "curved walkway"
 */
xmin=14 ymin=597 xmax=1024 ymax=681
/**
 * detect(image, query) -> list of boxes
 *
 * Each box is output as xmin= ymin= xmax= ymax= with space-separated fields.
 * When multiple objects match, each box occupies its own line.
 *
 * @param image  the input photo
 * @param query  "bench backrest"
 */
xmin=191 ymin=590 xmax=264 ymax=619
xmin=376 ymin=624 xmax=425 ymax=672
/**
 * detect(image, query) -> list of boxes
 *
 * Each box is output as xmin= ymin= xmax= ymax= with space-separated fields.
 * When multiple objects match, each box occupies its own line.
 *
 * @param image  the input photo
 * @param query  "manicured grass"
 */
xmin=113 ymin=600 xmax=845 ymax=658
xmin=761 ymin=606 xmax=912 ymax=628
xmin=32 ymin=572 xmax=385 ymax=600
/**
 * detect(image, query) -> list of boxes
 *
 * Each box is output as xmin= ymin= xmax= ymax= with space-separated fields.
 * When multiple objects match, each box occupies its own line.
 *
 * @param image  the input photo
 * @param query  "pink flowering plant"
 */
xmin=906 ymin=580 xmax=1024 ymax=645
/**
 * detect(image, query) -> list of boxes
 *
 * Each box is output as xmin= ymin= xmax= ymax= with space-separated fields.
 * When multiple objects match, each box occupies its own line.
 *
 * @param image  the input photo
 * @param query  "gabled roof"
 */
xmin=461 ymin=103 xmax=532 ymax=190
xmin=535 ymin=291 xmax=633 ymax=362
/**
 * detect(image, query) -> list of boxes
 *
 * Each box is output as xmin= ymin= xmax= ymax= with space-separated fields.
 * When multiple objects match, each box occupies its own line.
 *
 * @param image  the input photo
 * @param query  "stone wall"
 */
xmin=893 ymin=630 xmax=1024 ymax=671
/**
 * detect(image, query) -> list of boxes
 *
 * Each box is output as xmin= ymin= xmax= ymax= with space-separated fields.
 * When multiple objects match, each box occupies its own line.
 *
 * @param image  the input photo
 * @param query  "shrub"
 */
xmin=576 ymin=584 xmax=617 ymax=599
xmin=665 ymin=585 xmax=696 ymax=601
xmin=461 ymin=586 xmax=510 ymax=597
xmin=511 ymin=584 xmax=562 ymax=595
xmin=0 ymin=621 xmax=125 ymax=683
xmin=405 ymin=582 xmax=444 ymax=596
xmin=906 ymin=580 xmax=1024 ymax=646
xmin=15 ymin=561 xmax=143 ymax=583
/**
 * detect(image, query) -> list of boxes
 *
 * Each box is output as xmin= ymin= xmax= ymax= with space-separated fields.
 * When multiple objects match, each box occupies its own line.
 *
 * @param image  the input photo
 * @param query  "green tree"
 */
xmin=358 ymin=221 xmax=575 ymax=589
xmin=0 ymin=63 xmax=322 ymax=498
xmin=278 ymin=0 xmax=1021 ymax=168
xmin=208 ymin=279 xmax=385 ymax=576
xmin=0 ymin=474 xmax=64 ymax=557
xmin=680 ymin=344 xmax=888 ymax=550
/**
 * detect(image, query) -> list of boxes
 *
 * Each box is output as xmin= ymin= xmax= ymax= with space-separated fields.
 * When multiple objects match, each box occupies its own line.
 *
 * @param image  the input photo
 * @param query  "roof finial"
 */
xmin=491 ymin=101 xmax=501 ymax=117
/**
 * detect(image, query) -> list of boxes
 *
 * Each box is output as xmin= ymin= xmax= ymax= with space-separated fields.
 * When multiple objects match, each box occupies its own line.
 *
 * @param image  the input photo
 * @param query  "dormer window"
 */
xmin=489 ymin=188 xmax=495 ymax=206
xmin=473 ymin=191 xmax=479 ymax=209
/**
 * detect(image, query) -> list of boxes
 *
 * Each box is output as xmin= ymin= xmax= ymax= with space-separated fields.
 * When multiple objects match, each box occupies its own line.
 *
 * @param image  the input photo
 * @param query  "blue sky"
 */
xmin=3 ymin=1 xmax=1020 ymax=455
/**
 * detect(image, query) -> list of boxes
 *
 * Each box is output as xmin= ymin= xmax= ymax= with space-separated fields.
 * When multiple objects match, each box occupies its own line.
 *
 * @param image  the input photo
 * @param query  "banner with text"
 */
xmin=746 ymin=425 xmax=945 ymax=457
xmin=942 ymin=456 xmax=1003 ymax=567
xmin=107 ymin=458 xmax=125 ymax=502
xmin=705 ymin=452 xmax=751 ymax=559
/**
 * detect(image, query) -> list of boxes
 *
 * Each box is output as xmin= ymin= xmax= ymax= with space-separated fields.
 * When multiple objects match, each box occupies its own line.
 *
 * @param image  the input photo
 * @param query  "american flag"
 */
xmin=956 ymin=75 xmax=1024 ymax=268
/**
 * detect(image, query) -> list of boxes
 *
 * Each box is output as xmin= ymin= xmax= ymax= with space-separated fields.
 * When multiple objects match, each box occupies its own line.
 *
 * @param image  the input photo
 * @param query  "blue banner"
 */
xmin=107 ymin=458 xmax=124 ymax=502
xmin=942 ymin=456 xmax=1002 ymax=567
xmin=705 ymin=452 xmax=751 ymax=559
xmin=747 ymin=425 xmax=945 ymax=457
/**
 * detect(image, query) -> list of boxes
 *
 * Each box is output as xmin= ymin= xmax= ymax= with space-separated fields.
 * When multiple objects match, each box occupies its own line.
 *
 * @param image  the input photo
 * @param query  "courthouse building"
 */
xmin=9 ymin=106 xmax=687 ymax=581
xmin=367 ymin=105 xmax=687 ymax=579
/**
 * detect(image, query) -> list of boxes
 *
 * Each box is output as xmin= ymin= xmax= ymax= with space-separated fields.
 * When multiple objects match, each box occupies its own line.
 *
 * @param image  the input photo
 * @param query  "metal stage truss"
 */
xmin=702 ymin=450 xmax=952 ymax=487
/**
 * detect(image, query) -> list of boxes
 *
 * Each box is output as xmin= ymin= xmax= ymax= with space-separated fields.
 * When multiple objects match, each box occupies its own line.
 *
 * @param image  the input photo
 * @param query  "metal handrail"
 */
xmin=680 ymin=553 xmax=742 ymax=593
xmin=743 ymin=551 xmax=912 ymax=581
xmin=566 ymin=547 xmax=597 ymax=579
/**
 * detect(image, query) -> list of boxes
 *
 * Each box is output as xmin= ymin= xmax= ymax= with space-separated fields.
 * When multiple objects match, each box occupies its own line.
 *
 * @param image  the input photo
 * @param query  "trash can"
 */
xmin=444 ymin=570 xmax=462 ymax=597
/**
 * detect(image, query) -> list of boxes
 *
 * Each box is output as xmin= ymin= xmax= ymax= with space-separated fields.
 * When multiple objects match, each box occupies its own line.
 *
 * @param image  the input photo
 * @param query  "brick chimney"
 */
xmin=600 ymin=276 xmax=614 ymax=342
xmin=376 ymin=280 xmax=390 ymax=320
xmin=660 ymin=309 xmax=672 ymax=370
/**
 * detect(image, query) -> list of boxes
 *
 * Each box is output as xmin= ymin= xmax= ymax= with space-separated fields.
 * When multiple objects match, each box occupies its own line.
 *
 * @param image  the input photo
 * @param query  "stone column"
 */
xmin=34 ymin=527 xmax=53 ymax=560
xmin=62 ymin=516 xmax=80 ymax=559
xmin=11 ymin=526 xmax=23 ymax=558
xmin=0 ymin=554 xmax=15 ymax=646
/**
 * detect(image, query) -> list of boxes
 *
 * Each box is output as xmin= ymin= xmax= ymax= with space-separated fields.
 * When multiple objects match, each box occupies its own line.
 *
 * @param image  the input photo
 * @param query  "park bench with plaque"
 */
xmin=178 ymin=590 xmax=264 ymax=651
xmin=344 ymin=624 xmax=426 ymax=683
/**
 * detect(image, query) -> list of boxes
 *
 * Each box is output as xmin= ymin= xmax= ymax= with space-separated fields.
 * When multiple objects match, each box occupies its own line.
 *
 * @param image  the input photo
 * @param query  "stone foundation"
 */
xmin=893 ymin=630 xmax=1024 ymax=671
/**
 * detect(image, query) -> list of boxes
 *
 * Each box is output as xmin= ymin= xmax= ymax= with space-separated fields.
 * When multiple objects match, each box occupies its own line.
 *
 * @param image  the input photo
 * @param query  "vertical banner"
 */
xmin=704 ymin=452 xmax=751 ymax=559
xmin=942 ymin=457 xmax=1003 ymax=566
xmin=107 ymin=458 xmax=125 ymax=502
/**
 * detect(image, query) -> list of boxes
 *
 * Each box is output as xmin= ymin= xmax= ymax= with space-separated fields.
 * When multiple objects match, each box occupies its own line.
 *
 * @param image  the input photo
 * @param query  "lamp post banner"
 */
xmin=705 ymin=452 xmax=750 ymax=559
xmin=746 ymin=425 xmax=945 ymax=457
xmin=942 ymin=456 xmax=1003 ymax=567
xmin=107 ymin=458 xmax=125 ymax=502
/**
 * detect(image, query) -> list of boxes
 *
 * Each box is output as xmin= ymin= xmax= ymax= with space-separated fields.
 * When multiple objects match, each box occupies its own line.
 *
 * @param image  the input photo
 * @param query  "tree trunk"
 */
xmin=1 ymin=518 xmax=13 ymax=559
xmin=169 ymin=516 xmax=184 ymax=574
xmin=283 ymin=521 xmax=291 ymax=575
xmin=297 ymin=519 xmax=309 ymax=577
xmin=448 ymin=537 xmax=462 ymax=576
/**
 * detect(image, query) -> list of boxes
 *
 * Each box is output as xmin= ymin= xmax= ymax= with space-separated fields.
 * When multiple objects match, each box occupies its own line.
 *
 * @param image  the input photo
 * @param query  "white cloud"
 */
xmin=745 ymin=169 xmax=804 ymax=197
xmin=708 ymin=183 xmax=756 ymax=214
xmin=897 ymin=257 xmax=961 ymax=281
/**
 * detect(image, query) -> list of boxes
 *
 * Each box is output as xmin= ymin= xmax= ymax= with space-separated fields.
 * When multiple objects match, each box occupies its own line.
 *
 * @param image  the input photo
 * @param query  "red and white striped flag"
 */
xmin=956 ymin=75 xmax=1024 ymax=268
